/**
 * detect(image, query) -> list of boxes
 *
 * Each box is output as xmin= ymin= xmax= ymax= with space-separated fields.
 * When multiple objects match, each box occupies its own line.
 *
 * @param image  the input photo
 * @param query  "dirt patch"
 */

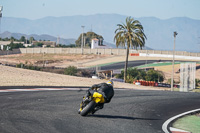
xmin=0 ymin=54 xmax=111 ymax=68
xmin=154 ymin=64 xmax=200 ymax=83
xmin=0 ymin=65 xmax=168 ymax=91
xmin=1 ymin=54 xmax=199 ymax=86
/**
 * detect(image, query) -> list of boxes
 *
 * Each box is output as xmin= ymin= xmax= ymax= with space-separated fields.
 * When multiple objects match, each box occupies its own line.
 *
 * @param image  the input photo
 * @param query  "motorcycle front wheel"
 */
xmin=80 ymin=101 xmax=96 ymax=116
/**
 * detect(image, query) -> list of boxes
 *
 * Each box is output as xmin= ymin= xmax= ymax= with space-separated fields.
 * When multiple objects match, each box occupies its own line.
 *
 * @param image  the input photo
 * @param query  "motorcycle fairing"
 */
xmin=92 ymin=92 xmax=105 ymax=103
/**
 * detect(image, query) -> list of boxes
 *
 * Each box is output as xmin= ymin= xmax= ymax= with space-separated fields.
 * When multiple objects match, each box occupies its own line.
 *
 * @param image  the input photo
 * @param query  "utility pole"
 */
xmin=81 ymin=26 xmax=85 ymax=55
xmin=171 ymin=31 xmax=178 ymax=91
xmin=145 ymin=50 xmax=148 ymax=71
xmin=57 ymin=36 xmax=60 ymax=46
xmin=0 ymin=6 xmax=3 ymax=34
xmin=198 ymin=37 xmax=200 ymax=53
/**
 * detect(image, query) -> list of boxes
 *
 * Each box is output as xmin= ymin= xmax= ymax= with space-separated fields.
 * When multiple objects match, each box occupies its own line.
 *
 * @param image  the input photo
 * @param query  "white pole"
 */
xmin=81 ymin=26 xmax=85 ymax=55
xmin=171 ymin=32 xmax=178 ymax=91
xmin=145 ymin=50 xmax=148 ymax=71
xmin=0 ymin=6 xmax=2 ymax=34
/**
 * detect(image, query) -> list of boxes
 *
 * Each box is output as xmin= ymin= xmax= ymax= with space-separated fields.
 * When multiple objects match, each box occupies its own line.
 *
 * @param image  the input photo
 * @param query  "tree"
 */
xmin=34 ymin=42 xmax=43 ymax=47
xmin=56 ymin=44 xmax=76 ymax=48
xmin=29 ymin=37 xmax=35 ymax=44
xmin=115 ymin=68 xmax=147 ymax=83
xmin=75 ymin=32 xmax=103 ymax=47
xmin=145 ymin=70 xmax=164 ymax=82
xmin=114 ymin=16 xmax=147 ymax=82
xmin=195 ymin=79 xmax=200 ymax=88
xmin=10 ymin=36 xmax=16 ymax=42
xmin=19 ymin=36 xmax=26 ymax=43
xmin=8 ymin=42 xmax=25 ymax=50
xmin=2 ymin=37 xmax=9 ymax=41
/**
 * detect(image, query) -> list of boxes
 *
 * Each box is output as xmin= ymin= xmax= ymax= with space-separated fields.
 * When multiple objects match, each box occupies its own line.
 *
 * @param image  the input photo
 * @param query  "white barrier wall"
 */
xmin=18 ymin=48 xmax=128 ymax=55
xmin=0 ymin=48 xmax=200 ymax=60
xmin=140 ymin=53 xmax=200 ymax=60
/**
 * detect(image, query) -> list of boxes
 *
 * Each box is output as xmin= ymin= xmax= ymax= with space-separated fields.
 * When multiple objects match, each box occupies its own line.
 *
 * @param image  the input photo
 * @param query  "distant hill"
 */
xmin=1 ymin=14 xmax=200 ymax=52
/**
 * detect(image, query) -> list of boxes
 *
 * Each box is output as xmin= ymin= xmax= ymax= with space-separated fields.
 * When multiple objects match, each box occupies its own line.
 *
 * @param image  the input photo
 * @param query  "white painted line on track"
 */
xmin=162 ymin=108 xmax=200 ymax=133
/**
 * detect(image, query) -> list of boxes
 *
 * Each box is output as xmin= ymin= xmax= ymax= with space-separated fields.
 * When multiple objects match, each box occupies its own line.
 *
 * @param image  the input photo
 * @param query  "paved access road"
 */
xmin=0 ymin=88 xmax=200 ymax=133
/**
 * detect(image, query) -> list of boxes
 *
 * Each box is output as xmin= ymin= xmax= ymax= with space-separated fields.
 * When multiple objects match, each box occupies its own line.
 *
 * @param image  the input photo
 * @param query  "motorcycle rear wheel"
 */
xmin=80 ymin=101 xmax=96 ymax=116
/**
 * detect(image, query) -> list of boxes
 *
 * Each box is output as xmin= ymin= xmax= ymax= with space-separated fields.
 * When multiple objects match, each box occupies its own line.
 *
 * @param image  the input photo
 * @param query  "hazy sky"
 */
xmin=1 ymin=0 xmax=200 ymax=20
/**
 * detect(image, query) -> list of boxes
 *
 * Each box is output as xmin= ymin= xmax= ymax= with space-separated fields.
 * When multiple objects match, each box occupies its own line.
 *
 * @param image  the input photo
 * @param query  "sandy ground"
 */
xmin=0 ymin=65 xmax=167 ymax=90
xmin=0 ymin=54 xmax=199 ymax=90
xmin=1 ymin=53 xmax=196 ymax=68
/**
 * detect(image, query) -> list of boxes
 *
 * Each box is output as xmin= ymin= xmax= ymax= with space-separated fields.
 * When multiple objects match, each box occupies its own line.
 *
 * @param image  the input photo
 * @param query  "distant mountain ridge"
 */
xmin=1 ymin=14 xmax=200 ymax=52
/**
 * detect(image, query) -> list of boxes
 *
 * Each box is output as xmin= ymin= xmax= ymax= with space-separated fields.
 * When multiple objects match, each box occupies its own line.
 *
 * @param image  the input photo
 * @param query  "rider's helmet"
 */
xmin=106 ymin=80 xmax=114 ymax=87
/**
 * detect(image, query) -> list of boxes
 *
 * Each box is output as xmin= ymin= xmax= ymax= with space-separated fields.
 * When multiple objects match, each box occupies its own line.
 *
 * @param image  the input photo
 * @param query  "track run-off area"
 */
xmin=0 ymin=87 xmax=200 ymax=133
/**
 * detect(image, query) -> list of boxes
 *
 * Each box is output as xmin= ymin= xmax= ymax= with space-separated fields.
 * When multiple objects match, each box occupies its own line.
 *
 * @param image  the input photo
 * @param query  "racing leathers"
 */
xmin=85 ymin=82 xmax=114 ymax=112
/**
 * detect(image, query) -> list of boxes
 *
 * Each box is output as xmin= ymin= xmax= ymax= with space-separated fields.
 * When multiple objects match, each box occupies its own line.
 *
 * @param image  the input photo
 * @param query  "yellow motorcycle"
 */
xmin=79 ymin=92 xmax=105 ymax=116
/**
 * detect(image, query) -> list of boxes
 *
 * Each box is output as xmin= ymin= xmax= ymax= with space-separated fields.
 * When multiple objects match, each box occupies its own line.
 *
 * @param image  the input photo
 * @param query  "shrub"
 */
xmin=115 ymin=68 xmax=146 ymax=82
xmin=16 ymin=63 xmax=41 ymax=71
xmin=76 ymin=69 xmax=92 ymax=77
xmin=16 ymin=63 xmax=24 ymax=68
xmin=145 ymin=69 xmax=164 ymax=82
xmin=196 ymin=79 xmax=200 ymax=88
xmin=167 ymin=78 xmax=175 ymax=84
xmin=64 ymin=66 xmax=78 ymax=76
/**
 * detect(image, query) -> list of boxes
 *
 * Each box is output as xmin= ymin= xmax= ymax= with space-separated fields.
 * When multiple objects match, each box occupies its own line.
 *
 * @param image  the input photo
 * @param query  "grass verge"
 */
xmin=173 ymin=114 xmax=200 ymax=133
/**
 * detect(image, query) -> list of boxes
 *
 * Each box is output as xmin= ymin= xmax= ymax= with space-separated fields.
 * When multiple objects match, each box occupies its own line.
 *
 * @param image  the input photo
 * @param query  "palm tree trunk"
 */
xmin=124 ymin=45 xmax=129 ymax=82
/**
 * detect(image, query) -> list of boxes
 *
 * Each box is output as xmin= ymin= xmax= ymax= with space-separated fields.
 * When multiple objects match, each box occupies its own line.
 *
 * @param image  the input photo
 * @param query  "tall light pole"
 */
xmin=81 ymin=26 xmax=85 ymax=55
xmin=0 ymin=6 xmax=3 ymax=34
xmin=145 ymin=50 xmax=148 ymax=71
xmin=171 ymin=31 xmax=178 ymax=91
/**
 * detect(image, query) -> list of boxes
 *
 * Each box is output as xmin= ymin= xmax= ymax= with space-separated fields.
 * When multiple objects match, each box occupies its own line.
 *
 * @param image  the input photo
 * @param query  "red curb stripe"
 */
xmin=170 ymin=127 xmax=191 ymax=133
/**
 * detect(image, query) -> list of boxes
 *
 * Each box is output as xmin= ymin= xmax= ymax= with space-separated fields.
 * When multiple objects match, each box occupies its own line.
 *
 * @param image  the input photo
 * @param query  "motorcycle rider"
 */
xmin=80 ymin=80 xmax=114 ymax=114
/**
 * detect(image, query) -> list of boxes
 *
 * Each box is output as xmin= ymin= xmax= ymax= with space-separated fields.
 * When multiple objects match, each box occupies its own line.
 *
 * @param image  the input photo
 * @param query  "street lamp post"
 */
xmin=81 ymin=26 xmax=85 ymax=55
xmin=145 ymin=50 xmax=148 ymax=71
xmin=0 ymin=6 xmax=3 ymax=34
xmin=171 ymin=31 xmax=178 ymax=91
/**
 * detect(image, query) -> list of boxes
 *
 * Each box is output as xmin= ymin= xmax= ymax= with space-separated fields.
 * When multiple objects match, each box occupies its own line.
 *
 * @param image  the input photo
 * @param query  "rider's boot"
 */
xmin=78 ymin=108 xmax=82 ymax=114
xmin=91 ymin=103 xmax=104 ymax=114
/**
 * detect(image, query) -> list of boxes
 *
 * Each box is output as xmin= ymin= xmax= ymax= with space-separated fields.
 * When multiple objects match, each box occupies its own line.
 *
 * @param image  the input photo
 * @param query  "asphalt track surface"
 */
xmin=91 ymin=60 xmax=176 ymax=70
xmin=0 ymin=87 xmax=200 ymax=133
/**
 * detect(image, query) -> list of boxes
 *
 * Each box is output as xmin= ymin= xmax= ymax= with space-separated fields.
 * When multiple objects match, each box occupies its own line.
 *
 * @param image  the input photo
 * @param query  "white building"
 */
xmin=23 ymin=44 xmax=32 ymax=47
xmin=0 ymin=41 xmax=10 ymax=50
xmin=91 ymin=38 xmax=110 ymax=49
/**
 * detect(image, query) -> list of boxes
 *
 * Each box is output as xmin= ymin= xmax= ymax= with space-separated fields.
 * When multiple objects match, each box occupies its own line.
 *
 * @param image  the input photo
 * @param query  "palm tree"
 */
xmin=114 ymin=16 xmax=147 ymax=82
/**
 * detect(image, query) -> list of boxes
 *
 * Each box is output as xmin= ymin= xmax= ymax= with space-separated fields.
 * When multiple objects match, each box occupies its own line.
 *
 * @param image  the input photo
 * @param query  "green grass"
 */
xmin=192 ymin=89 xmax=200 ymax=92
xmin=173 ymin=115 xmax=200 ymax=133
xmin=137 ymin=61 xmax=200 ymax=69
xmin=136 ymin=62 xmax=181 ymax=68
xmin=89 ymin=61 xmax=181 ymax=69
xmin=172 ymin=88 xmax=200 ymax=92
